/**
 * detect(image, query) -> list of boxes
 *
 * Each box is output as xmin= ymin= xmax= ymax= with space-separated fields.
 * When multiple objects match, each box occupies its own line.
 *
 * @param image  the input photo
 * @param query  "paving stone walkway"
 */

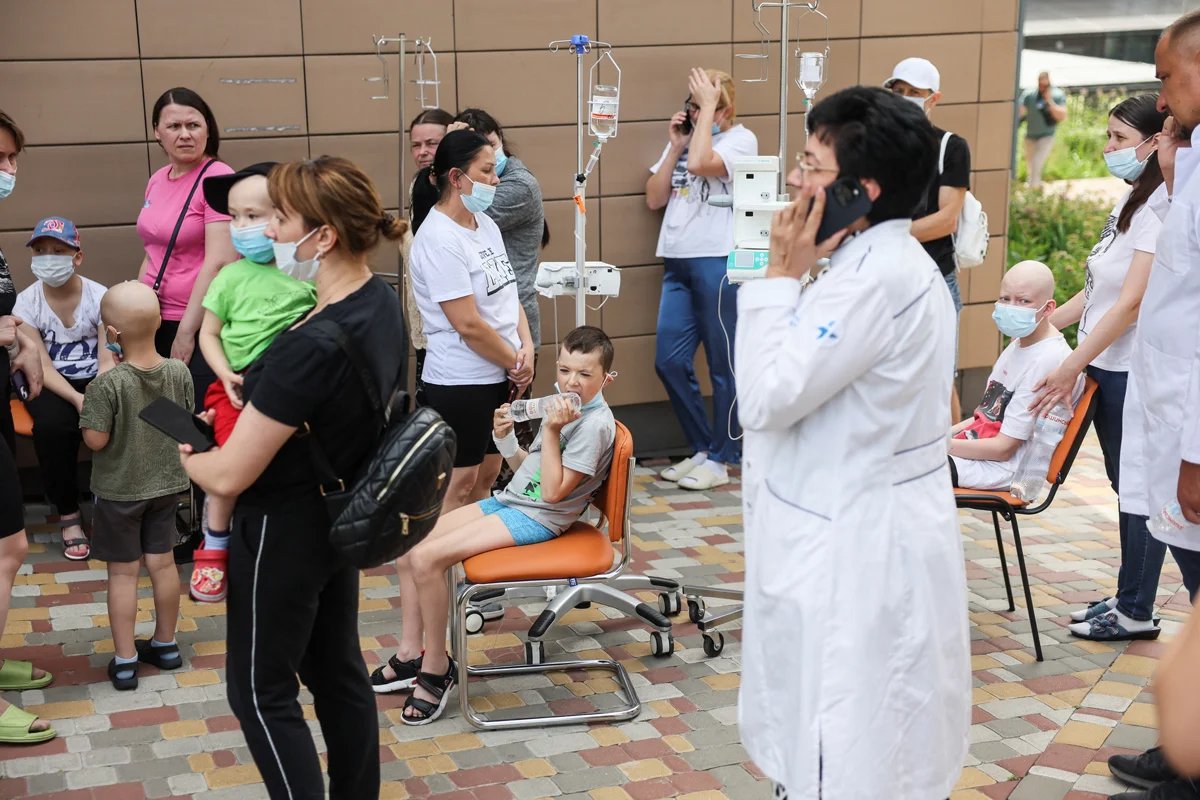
xmin=0 ymin=433 xmax=1190 ymax=799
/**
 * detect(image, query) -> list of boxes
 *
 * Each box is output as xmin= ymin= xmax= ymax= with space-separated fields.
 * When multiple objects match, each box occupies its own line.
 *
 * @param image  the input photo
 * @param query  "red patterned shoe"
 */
xmin=190 ymin=548 xmax=228 ymax=603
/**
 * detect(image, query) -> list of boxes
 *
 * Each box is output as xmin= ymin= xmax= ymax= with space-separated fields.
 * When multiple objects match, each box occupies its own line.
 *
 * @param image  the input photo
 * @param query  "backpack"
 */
xmin=939 ymin=131 xmax=989 ymax=269
xmin=304 ymin=319 xmax=457 ymax=569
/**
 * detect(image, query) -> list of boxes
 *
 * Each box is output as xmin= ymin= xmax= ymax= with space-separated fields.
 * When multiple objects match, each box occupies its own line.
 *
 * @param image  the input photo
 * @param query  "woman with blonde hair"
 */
xmin=646 ymin=68 xmax=757 ymax=490
xmin=180 ymin=156 xmax=407 ymax=798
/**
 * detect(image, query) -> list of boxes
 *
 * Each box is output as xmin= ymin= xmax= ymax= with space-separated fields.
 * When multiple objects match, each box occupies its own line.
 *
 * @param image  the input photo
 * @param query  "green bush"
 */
xmin=1006 ymin=185 xmax=1111 ymax=346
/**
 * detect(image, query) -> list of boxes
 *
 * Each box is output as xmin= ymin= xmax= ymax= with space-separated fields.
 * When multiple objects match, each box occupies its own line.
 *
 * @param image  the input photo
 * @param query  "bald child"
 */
xmin=80 ymin=281 xmax=191 ymax=691
xmin=948 ymin=261 xmax=1080 ymax=490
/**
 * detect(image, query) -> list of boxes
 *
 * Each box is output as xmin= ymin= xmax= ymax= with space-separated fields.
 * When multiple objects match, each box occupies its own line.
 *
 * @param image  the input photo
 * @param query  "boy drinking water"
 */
xmin=189 ymin=163 xmax=316 ymax=602
xmin=374 ymin=326 xmax=618 ymax=725
xmin=80 ymin=281 xmax=192 ymax=690
xmin=949 ymin=260 xmax=1080 ymax=490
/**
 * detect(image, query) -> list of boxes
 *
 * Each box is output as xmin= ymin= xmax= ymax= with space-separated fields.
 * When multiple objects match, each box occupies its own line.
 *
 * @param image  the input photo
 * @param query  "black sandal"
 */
xmin=135 ymin=639 xmax=183 ymax=671
xmin=401 ymin=656 xmax=457 ymax=726
xmin=370 ymin=654 xmax=422 ymax=694
xmin=108 ymin=658 xmax=139 ymax=691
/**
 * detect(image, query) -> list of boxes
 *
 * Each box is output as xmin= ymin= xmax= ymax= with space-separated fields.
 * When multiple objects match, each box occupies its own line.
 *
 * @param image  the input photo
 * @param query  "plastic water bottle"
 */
xmin=509 ymin=392 xmax=581 ymax=423
xmin=1148 ymin=502 xmax=1193 ymax=537
xmin=1009 ymin=402 xmax=1072 ymax=502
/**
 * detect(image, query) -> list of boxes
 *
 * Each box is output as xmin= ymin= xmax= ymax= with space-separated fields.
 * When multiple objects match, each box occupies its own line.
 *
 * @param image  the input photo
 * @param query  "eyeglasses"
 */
xmin=794 ymin=154 xmax=838 ymax=175
xmin=683 ymin=99 xmax=701 ymax=114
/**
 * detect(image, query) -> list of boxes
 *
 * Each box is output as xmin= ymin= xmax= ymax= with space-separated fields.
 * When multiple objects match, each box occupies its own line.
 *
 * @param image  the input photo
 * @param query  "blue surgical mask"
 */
xmin=494 ymin=145 xmax=509 ymax=177
xmin=104 ymin=327 xmax=123 ymax=358
xmin=1104 ymin=136 xmax=1153 ymax=181
xmin=229 ymin=221 xmax=275 ymax=264
xmin=460 ymin=174 xmax=496 ymax=214
xmin=992 ymin=301 xmax=1047 ymax=338
xmin=0 ymin=171 xmax=14 ymax=200
xmin=711 ymin=123 xmax=722 ymax=136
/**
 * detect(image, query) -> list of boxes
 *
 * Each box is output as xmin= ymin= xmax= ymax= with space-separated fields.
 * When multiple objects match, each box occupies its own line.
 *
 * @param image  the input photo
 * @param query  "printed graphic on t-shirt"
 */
xmin=959 ymin=379 xmax=1014 ymax=440
xmin=520 ymin=469 xmax=543 ymax=501
xmin=0 ymin=249 xmax=13 ymax=299
xmin=42 ymin=329 xmax=98 ymax=379
xmin=479 ymin=245 xmax=516 ymax=296
xmin=669 ymin=149 xmax=720 ymax=205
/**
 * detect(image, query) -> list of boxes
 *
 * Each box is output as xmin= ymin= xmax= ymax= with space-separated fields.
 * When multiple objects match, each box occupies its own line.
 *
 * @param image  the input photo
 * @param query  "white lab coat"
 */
xmin=735 ymin=219 xmax=970 ymax=800
xmin=1120 ymin=128 xmax=1200 ymax=550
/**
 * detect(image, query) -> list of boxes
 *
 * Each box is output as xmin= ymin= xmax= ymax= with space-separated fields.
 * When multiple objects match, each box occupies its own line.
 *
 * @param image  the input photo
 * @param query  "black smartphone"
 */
xmin=678 ymin=99 xmax=693 ymax=135
xmin=813 ymin=176 xmax=872 ymax=244
xmin=138 ymin=397 xmax=216 ymax=452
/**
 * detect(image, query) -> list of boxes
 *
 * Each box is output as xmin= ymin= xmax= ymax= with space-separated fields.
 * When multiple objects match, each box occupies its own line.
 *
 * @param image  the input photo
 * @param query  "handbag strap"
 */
xmin=152 ymin=158 xmax=218 ymax=293
xmin=301 ymin=315 xmax=408 ymax=491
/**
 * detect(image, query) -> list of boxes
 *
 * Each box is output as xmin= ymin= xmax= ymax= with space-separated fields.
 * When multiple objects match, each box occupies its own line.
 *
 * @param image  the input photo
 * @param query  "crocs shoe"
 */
xmin=661 ymin=454 xmax=707 ymax=482
xmin=678 ymin=461 xmax=731 ymax=491
xmin=190 ymin=548 xmax=228 ymax=603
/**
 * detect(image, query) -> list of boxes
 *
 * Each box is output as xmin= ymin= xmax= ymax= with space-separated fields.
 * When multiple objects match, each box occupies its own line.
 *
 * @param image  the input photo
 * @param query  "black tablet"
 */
xmin=138 ymin=397 xmax=217 ymax=452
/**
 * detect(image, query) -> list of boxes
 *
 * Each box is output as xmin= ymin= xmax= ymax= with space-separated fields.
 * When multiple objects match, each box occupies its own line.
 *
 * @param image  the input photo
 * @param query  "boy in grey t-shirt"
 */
xmin=376 ymin=326 xmax=617 ymax=725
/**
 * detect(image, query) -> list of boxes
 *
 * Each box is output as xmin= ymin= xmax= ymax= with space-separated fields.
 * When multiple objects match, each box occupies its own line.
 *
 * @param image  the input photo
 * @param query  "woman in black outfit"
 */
xmin=180 ymin=156 xmax=406 ymax=798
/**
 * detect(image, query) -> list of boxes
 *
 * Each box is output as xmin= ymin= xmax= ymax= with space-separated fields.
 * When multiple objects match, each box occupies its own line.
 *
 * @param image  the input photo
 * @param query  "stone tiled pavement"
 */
xmin=0 ymin=432 xmax=1192 ymax=799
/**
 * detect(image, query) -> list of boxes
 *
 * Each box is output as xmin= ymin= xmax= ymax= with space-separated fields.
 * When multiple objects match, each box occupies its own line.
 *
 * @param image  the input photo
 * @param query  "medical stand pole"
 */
xmin=572 ymin=38 xmax=587 ymax=327
xmin=776 ymin=7 xmax=790 ymax=199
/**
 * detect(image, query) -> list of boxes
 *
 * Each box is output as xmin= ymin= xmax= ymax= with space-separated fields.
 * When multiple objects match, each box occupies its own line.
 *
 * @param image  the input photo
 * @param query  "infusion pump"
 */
xmin=710 ymin=156 xmax=790 ymax=282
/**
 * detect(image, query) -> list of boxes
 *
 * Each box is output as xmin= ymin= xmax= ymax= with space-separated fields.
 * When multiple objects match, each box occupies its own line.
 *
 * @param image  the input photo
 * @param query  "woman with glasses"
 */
xmin=645 ymin=68 xmax=757 ymax=491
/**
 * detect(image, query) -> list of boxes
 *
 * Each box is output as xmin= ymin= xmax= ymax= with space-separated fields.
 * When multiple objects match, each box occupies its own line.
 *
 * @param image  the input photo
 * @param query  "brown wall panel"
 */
xmin=973 ymin=170 xmax=1010 ymax=236
xmin=608 ymin=45 xmax=732 ymax=124
xmin=306 ymin=54 xmax=459 ymax=136
xmin=858 ymin=35 xmax=982 ymax=105
xmin=535 ymin=296 xmax=603 ymax=348
xmin=542 ymin=197 xmax=600 ymax=265
xmin=980 ymin=32 xmax=1020 ymax=103
xmin=599 ymin=195 xmax=662 ymax=269
xmin=457 ymin=50 xmax=581 ymax=127
xmin=1 ymin=1 xmax=138 ymax=61
xmin=136 ymin=0 xmax=302 ymax=58
xmin=738 ymin=112 xmax=808 ymax=164
xmin=600 ymin=120 xmax=677 ymax=198
xmin=958 ymin=302 xmax=1000 ymax=370
xmin=733 ymin=1 xmax=863 ymax=42
xmin=300 ymin=0 xmax=455 ymax=56
xmin=600 ymin=0 xmax=733 ymax=47
xmin=142 ymin=58 xmax=308 ymax=139
xmin=457 ymin=0 xmax=597 ymax=51
xmin=974 ymin=103 xmax=1016 ymax=172
xmin=0 ymin=61 xmax=145 ymax=145
xmin=601 ymin=265 xmax=663 ymax=339
xmin=2 ymin=144 xmax=149 ymax=230
xmin=981 ymin=0 xmax=1020 ymax=33
xmin=931 ymin=105 xmax=980 ymax=162
xmin=964 ymin=235 xmax=1007 ymax=305
xmin=309 ymin=134 xmax=400 ymax=209
xmin=502 ymin=125 xmax=596 ymax=203
xmin=602 ymin=335 xmax=669 ymax=406
xmin=735 ymin=39 xmax=860 ymax=117
xmin=860 ymin=0 xmax=984 ymax=37
xmin=148 ymin=137 xmax=311 ymax=174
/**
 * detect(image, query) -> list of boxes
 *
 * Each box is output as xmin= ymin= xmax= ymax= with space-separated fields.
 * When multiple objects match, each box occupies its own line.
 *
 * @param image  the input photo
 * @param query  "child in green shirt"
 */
xmin=191 ymin=162 xmax=316 ymax=602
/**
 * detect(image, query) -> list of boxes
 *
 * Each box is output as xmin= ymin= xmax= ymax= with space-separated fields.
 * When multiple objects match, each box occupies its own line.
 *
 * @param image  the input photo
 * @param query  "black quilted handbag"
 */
xmin=304 ymin=320 xmax=457 ymax=569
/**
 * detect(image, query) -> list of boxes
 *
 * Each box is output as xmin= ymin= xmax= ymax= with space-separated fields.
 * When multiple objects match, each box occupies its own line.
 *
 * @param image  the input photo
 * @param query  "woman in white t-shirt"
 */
xmin=646 ymin=68 xmax=758 ymax=491
xmin=14 ymin=218 xmax=108 ymax=562
xmin=409 ymin=129 xmax=535 ymax=510
xmin=1030 ymin=94 xmax=1168 ymax=642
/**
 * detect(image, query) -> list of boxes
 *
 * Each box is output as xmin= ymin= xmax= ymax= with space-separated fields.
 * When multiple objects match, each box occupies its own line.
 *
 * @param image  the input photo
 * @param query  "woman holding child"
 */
xmin=1028 ymin=95 xmax=1169 ymax=642
xmin=180 ymin=156 xmax=406 ymax=798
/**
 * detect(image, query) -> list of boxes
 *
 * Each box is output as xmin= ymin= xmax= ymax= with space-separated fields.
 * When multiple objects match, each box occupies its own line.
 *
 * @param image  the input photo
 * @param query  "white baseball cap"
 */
xmin=884 ymin=57 xmax=941 ymax=92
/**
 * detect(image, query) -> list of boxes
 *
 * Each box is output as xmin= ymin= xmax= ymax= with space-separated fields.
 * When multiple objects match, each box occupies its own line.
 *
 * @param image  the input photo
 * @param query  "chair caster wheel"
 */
xmin=650 ymin=630 xmax=674 ymax=658
xmin=702 ymin=632 xmax=725 ymax=657
xmin=658 ymin=591 xmax=681 ymax=616
xmin=524 ymin=640 xmax=545 ymax=665
xmin=575 ymin=601 xmax=592 ymax=609
xmin=465 ymin=609 xmax=485 ymax=635
xmin=687 ymin=597 xmax=706 ymax=624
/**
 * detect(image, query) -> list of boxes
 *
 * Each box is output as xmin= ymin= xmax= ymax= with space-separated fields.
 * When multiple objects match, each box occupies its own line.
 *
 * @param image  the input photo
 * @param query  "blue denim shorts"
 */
xmin=477 ymin=498 xmax=556 ymax=546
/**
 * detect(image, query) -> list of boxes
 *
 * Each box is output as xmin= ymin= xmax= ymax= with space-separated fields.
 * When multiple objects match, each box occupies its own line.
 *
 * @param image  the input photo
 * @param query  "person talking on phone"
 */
xmin=734 ymin=86 xmax=969 ymax=800
xmin=645 ymin=68 xmax=757 ymax=491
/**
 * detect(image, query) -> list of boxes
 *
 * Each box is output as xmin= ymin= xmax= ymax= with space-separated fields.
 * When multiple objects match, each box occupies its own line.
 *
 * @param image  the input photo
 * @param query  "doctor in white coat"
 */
xmin=735 ymin=87 xmax=970 ymax=800
xmin=1105 ymin=16 xmax=1200 ymax=800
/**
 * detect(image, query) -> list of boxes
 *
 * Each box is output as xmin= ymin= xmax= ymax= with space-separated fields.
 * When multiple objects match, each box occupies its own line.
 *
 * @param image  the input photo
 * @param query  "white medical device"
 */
xmin=710 ymin=156 xmax=790 ymax=283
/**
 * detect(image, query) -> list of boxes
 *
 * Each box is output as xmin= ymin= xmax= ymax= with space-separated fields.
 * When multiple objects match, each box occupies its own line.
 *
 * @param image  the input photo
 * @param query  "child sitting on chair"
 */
xmin=949 ymin=260 xmax=1079 ymax=490
xmin=375 ymin=325 xmax=618 ymax=726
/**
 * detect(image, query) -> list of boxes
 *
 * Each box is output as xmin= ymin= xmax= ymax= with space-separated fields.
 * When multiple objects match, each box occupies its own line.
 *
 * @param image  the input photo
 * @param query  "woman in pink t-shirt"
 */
xmin=136 ymin=88 xmax=237 ymax=411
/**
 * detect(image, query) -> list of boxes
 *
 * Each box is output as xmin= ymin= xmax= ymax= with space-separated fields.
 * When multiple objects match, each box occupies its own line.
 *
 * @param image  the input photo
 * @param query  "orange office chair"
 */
xmin=954 ymin=376 xmax=1100 ymax=662
xmin=449 ymin=421 xmax=670 ymax=729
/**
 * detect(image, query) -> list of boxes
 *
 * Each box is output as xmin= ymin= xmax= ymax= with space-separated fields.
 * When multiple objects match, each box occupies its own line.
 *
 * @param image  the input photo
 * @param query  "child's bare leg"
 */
xmin=144 ymin=552 xmax=180 ymax=643
xmin=203 ymin=494 xmax=235 ymax=546
xmin=470 ymin=454 xmax=504 ymax=502
xmin=107 ymin=561 xmax=141 ymax=659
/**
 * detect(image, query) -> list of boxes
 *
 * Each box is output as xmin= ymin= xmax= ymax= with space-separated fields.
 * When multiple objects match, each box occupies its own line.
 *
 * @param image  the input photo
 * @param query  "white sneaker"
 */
xmin=661 ymin=453 xmax=707 ymax=482
xmin=678 ymin=461 xmax=730 ymax=491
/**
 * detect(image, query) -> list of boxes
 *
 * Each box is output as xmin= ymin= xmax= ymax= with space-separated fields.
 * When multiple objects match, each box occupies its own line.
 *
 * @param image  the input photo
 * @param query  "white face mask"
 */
xmin=271 ymin=228 xmax=321 ymax=281
xmin=902 ymin=94 xmax=929 ymax=114
xmin=30 ymin=254 xmax=76 ymax=288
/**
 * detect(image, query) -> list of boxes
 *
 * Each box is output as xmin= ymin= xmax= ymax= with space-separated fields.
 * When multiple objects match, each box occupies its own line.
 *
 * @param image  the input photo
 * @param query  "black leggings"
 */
xmin=0 ymin=436 xmax=23 ymax=538
xmin=155 ymin=320 xmax=216 ymax=412
xmin=225 ymin=499 xmax=379 ymax=799
xmin=25 ymin=377 xmax=90 ymax=516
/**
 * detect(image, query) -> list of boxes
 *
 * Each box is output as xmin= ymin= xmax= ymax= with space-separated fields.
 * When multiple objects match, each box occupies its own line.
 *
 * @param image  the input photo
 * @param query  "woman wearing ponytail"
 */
xmin=1029 ymin=94 xmax=1169 ymax=643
